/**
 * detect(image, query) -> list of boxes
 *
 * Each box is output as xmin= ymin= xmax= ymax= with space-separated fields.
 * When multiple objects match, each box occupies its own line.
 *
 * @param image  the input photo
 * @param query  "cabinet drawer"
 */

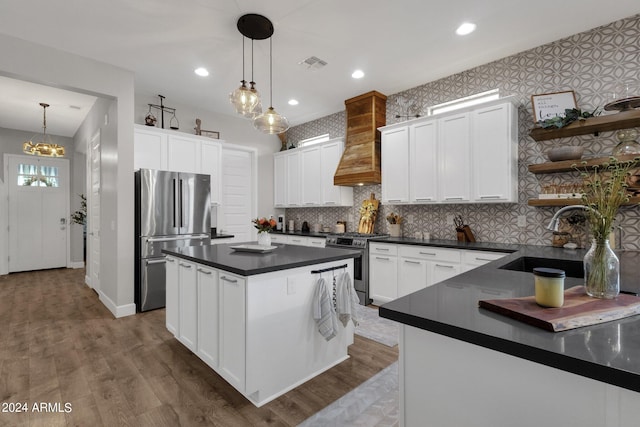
xmin=269 ymin=234 xmax=289 ymax=244
xmin=306 ymin=237 xmax=326 ymax=248
xmin=462 ymin=250 xmax=506 ymax=266
xmin=369 ymin=243 xmax=397 ymax=256
xmin=288 ymin=236 xmax=306 ymax=246
xmin=400 ymin=245 xmax=461 ymax=263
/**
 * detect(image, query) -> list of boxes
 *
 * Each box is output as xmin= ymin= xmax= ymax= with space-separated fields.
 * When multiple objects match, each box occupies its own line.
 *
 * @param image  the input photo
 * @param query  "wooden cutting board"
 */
xmin=479 ymin=286 xmax=640 ymax=332
xmin=358 ymin=193 xmax=379 ymax=234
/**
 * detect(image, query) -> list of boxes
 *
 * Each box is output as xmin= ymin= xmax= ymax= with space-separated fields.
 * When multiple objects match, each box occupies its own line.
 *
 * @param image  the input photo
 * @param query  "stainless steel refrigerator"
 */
xmin=135 ymin=168 xmax=211 ymax=312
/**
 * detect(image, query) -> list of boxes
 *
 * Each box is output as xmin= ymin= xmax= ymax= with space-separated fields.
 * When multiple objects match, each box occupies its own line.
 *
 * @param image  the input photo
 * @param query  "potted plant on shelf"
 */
xmin=577 ymin=156 xmax=639 ymax=298
xmin=386 ymin=212 xmax=403 ymax=237
xmin=253 ymin=217 xmax=276 ymax=247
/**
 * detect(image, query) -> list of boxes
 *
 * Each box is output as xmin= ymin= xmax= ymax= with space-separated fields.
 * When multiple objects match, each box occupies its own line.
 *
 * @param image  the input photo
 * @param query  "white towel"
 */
xmin=335 ymin=272 xmax=360 ymax=328
xmin=313 ymin=277 xmax=338 ymax=341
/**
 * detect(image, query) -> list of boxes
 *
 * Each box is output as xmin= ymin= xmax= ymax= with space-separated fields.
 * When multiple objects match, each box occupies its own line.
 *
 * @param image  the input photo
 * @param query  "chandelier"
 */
xmin=230 ymin=14 xmax=289 ymax=134
xmin=22 ymin=103 xmax=65 ymax=157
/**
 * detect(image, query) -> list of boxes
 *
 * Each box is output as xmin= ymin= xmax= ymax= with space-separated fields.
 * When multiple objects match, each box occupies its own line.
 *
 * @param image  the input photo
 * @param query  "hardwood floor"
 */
xmin=0 ymin=268 xmax=398 ymax=426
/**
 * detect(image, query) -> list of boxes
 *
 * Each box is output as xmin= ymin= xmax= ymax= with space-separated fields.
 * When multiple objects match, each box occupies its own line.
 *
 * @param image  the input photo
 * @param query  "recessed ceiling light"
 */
xmin=351 ymin=69 xmax=365 ymax=79
xmin=194 ymin=67 xmax=209 ymax=77
xmin=456 ymin=22 xmax=476 ymax=36
xmin=288 ymin=99 xmax=299 ymax=106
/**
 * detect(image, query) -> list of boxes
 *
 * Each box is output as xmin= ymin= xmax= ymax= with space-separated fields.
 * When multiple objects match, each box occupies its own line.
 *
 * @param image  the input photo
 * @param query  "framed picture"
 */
xmin=201 ymin=130 xmax=220 ymax=139
xmin=531 ymin=91 xmax=577 ymax=123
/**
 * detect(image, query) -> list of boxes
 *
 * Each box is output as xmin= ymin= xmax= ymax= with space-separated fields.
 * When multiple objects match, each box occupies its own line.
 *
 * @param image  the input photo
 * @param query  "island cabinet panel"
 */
xmin=165 ymin=256 xmax=179 ymax=335
xmin=178 ymin=259 xmax=197 ymax=352
xmin=218 ymin=272 xmax=246 ymax=393
xmin=196 ymin=265 xmax=219 ymax=369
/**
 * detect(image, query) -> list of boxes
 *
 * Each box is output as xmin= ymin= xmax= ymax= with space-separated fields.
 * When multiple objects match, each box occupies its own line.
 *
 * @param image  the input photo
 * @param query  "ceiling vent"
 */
xmin=334 ymin=91 xmax=387 ymax=186
xmin=298 ymin=56 xmax=328 ymax=71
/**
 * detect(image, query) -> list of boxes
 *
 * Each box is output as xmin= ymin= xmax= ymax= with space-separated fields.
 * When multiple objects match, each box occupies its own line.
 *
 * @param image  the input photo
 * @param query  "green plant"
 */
xmin=71 ymin=194 xmax=87 ymax=225
xmin=539 ymin=107 xmax=600 ymax=129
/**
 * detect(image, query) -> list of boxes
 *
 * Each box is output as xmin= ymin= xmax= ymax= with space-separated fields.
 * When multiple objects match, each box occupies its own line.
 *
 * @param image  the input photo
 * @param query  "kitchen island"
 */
xmin=380 ymin=245 xmax=640 ymax=427
xmin=163 ymin=242 xmax=360 ymax=407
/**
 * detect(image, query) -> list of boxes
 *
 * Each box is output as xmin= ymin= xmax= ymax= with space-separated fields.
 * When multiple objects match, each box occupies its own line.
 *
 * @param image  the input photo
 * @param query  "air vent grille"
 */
xmin=298 ymin=56 xmax=328 ymax=70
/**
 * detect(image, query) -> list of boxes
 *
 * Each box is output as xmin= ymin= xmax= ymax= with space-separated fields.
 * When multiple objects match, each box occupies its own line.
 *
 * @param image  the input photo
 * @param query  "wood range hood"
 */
xmin=334 ymin=91 xmax=387 ymax=186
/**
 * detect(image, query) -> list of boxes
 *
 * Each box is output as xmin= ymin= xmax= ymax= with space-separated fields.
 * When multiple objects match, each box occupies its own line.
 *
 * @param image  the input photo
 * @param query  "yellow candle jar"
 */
xmin=533 ymin=267 xmax=566 ymax=308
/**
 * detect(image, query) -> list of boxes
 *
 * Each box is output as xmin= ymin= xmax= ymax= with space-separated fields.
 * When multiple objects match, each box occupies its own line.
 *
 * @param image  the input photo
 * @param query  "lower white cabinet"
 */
xmin=178 ymin=259 xmax=198 ymax=352
xmin=196 ymin=264 xmax=219 ymax=369
xmin=165 ymin=256 xmax=179 ymax=335
xmin=369 ymin=243 xmax=508 ymax=304
xmin=271 ymin=234 xmax=326 ymax=247
xmin=218 ymin=272 xmax=246 ymax=392
xmin=369 ymin=243 xmax=398 ymax=304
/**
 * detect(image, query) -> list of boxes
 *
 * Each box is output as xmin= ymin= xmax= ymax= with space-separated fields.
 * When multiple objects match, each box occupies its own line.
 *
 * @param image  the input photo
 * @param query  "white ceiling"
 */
xmin=0 ymin=0 xmax=638 ymax=137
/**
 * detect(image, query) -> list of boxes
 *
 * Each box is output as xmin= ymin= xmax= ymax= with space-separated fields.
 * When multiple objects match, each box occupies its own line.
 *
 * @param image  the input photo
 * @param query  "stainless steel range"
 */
xmin=325 ymin=232 xmax=388 ymax=305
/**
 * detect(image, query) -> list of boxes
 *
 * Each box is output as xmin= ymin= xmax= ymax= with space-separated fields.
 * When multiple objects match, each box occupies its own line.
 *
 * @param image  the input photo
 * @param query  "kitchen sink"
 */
xmin=498 ymin=256 xmax=584 ymax=278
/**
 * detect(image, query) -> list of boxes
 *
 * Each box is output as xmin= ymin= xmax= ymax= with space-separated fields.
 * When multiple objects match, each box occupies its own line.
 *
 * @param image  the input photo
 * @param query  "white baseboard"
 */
xmin=98 ymin=290 xmax=137 ymax=318
xmin=69 ymin=261 xmax=85 ymax=269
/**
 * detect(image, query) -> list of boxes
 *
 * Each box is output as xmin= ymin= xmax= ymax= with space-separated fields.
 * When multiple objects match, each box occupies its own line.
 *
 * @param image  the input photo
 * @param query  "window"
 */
xmin=428 ymin=89 xmax=500 ymax=116
xmin=297 ymin=133 xmax=330 ymax=148
xmin=17 ymin=163 xmax=59 ymax=187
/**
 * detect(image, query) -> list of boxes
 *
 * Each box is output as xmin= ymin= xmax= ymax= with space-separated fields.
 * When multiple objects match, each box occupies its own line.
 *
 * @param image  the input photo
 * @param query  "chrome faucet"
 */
xmin=546 ymin=205 xmax=598 ymax=231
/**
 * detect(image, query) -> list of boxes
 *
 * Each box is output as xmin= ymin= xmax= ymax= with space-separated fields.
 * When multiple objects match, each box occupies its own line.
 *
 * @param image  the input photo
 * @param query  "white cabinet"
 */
xmin=178 ymin=259 xmax=198 ymax=352
xmin=218 ymin=272 xmax=246 ymax=392
xmin=273 ymin=154 xmax=287 ymax=208
xmin=471 ymin=102 xmax=517 ymax=202
xmin=461 ymin=250 xmax=507 ymax=273
xmin=438 ymin=112 xmax=471 ymax=202
xmin=288 ymin=235 xmax=306 ymax=246
xmin=306 ymin=236 xmax=326 ymax=248
xmin=398 ymin=256 xmax=428 ymax=297
xmin=300 ymin=146 xmax=322 ymax=206
xmin=369 ymin=243 xmax=398 ymax=304
xmin=282 ymin=235 xmax=326 ymax=247
xmin=269 ymin=233 xmax=289 ymax=244
xmin=201 ymin=140 xmax=222 ymax=205
xmin=196 ymin=264 xmax=219 ymax=369
xmin=273 ymin=138 xmax=352 ymax=208
xmin=410 ymin=120 xmax=438 ymax=203
xmin=321 ymin=140 xmax=353 ymax=206
xmin=134 ymin=126 xmax=168 ymax=170
xmin=431 ymin=261 xmax=461 ymax=285
xmin=286 ymin=151 xmax=301 ymax=207
xmin=381 ymin=126 xmax=410 ymax=204
xmin=379 ymin=97 xmax=518 ymax=205
xmin=168 ymin=134 xmax=202 ymax=173
xmin=165 ymin=256 xmax=179 ymax=335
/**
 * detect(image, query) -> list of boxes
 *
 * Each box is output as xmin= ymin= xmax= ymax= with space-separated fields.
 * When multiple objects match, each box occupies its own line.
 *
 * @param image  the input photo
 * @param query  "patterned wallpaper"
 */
xmin=284 ymin=15 xmax=640 ymax=250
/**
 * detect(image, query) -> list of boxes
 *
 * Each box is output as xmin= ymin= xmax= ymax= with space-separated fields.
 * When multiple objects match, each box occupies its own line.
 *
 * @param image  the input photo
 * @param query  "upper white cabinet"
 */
xmin=274 ymin=138 xmax=353 ymax=208
xmin=134 ymin=125 xmax=224 ymax=205
xmin=381 ymin=127 xmax=410 ymax=204
xmin=133 ymin=126 xmax=168 ymax=170
xmin=471 ymin=102 xmax=518 ymax=202
xmin=380 ymin=97 xmax=518 ymax=205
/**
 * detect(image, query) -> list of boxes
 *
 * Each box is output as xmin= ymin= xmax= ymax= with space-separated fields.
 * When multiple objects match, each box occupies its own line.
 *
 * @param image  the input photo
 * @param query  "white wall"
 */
xmin=0 ymin=33 xmax=136 ymax=317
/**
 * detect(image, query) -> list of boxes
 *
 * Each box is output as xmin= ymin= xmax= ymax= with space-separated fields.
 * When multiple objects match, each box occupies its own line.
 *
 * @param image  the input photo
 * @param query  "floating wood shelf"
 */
xmin=529 ymin=109 xmax=640 ymax=142
xmin=528 ymin=154 xmax=640 ymax=174
xmin=528 ymin=196 xmax=640 ymax=207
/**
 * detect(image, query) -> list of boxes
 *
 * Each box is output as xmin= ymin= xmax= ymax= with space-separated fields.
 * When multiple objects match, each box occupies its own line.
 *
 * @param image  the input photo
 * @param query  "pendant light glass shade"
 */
xmin=22 ymin=103 xmax=65 ymax=157
xmin=229 ymin=79 xmax=260 ymax=116
xmin=253 ymin=106 xmax=289 ymax=134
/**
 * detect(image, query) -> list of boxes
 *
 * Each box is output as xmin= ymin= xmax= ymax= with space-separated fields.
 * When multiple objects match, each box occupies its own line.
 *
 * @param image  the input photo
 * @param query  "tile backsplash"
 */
xmin=284 ymin=14 xmax=640 ymax=250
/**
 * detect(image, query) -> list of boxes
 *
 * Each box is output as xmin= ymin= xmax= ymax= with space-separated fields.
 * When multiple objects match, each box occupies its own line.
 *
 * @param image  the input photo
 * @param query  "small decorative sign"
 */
xmin=531 ymin=91 xmax=577 ymax=123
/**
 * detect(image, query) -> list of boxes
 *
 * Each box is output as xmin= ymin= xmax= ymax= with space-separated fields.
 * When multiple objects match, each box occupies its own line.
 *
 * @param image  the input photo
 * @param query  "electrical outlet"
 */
xmin=446 ymin=214 xmax=454 ymax=225
xmin=348 ymin=214 xmax=354 ymax=223
xmin=319 ymin=214 xmax=323 ymax=222
xmin=517 ymin=215 xmax=527 ymax=227
xmin=408 ymin=214 xmax=415 ymax=224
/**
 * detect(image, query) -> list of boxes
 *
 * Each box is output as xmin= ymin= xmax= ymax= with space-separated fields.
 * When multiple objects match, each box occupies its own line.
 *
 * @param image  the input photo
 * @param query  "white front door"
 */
xmin=88 ymin=130 xmax=101 ymax=291
xmin=7 ymin=154 xmax=69 ymax=272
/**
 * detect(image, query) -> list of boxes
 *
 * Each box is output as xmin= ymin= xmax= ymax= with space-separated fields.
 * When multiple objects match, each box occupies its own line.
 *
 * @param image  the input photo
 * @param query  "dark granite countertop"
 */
xmin=370 ymin=236 xmax=523 ymax=253
xmin=163 ymin=242 xmax=360 ymax=276
xmin=211 ymin=234 xmax=234 ymax=240
xmin=380 ymin=244 xmax=640 ymax=393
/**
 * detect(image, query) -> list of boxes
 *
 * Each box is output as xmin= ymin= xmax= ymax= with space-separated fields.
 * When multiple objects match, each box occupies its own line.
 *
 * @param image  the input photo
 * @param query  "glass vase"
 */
xmin=583 ymin=238 xmax=619 ymax=299
xmin=257 ymin=231 xmax=272 ymax=247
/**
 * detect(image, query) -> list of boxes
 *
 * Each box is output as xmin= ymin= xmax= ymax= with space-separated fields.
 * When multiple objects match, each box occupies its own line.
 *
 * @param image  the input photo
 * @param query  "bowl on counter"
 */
xmin=546 ymin=146 xmax=584 ymax=162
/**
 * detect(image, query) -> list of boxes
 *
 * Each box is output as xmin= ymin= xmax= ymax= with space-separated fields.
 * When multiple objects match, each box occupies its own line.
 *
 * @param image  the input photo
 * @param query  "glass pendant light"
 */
xmin=229 ymin=37 xmax=260 ymax=116
xmin=253 ymin=38 xmax=290 ymax=134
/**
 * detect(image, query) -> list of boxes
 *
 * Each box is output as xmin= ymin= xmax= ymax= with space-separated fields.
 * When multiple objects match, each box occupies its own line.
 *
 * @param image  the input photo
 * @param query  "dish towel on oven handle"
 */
xmin=336 ymin=271 xmax=360 ymax=328
xmin=312 ymin=277 xmax=339 ymax=341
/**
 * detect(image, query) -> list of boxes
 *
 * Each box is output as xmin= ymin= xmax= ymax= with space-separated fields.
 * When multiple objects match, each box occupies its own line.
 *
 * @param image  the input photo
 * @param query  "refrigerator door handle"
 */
xmin=146 ymin=234 xmax=210 ymax=243
xmin=172 ymin=178 xmax=177 ymax=228
xmin=145 ymin=258 xmax=167 ymax=265
xmin=179 ymin=178 xmax=184 ymax=228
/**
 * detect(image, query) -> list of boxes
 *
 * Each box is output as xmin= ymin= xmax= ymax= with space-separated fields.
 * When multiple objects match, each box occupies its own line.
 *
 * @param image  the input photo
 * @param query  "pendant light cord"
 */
xmin=269 ymin=37 xmax=273 ymax=108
